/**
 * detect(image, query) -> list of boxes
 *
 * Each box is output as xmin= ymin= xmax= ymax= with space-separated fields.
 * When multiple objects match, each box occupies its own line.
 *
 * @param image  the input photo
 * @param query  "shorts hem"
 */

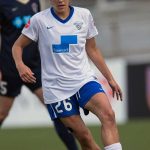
xmin=51 ymin=112 xmax=80 ymax=120
xmin=80 ymin=91 xmax=105 ymax=108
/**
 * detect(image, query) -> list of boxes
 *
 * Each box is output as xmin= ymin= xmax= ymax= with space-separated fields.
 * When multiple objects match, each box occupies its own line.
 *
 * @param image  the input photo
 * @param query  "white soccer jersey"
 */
xmin=22 ymin=6 xmax=98 ymax=104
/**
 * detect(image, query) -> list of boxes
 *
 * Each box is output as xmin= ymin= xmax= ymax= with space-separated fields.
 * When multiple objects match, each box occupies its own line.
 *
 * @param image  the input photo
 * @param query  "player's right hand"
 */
xmin=16 ymin=62 xmax=36 ymax=83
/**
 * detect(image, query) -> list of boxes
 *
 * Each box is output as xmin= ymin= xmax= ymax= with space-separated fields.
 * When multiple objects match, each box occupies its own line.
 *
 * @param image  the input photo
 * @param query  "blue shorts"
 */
xmin=47 ymin=81 xmax=105 ymax=120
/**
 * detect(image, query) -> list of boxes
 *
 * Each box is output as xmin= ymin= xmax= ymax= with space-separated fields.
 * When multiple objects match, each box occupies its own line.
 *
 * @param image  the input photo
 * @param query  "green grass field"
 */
xmin=0 ymin=119 xmax=150 ymax=150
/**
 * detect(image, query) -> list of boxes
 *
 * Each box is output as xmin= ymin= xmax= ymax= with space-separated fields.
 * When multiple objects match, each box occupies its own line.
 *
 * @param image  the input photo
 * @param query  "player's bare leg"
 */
xmin=84 ymin=93 xmax=122 ymax=149
xmin=33 ymin=88 xmax=45 ymax=104
xmin=0 ymin=96 xmax=14 ymax=127
xmin=60 ymin=115 xmax=101 ymax=150
xmin=34 ymin=88 xmax=79 ymax=150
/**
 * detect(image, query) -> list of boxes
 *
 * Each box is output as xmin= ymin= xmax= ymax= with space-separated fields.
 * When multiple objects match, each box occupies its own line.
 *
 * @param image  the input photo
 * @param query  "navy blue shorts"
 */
xmin=47 ymin=81 xmax=105 ymax=120
xmin=0 ymin=68 xmax=41 ymax=97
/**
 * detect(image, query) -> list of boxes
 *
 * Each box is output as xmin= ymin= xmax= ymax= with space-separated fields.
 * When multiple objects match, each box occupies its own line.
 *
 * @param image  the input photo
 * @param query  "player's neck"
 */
xmin=54 ymin=7 xmax=70 ymax=20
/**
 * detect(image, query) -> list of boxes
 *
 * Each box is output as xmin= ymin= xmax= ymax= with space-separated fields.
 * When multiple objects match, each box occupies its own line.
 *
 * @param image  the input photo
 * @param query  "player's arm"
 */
xmin=86 ymin=37 xmax=122 ymax=101
xmin=12 ymin=34 xmax=36 ymax=83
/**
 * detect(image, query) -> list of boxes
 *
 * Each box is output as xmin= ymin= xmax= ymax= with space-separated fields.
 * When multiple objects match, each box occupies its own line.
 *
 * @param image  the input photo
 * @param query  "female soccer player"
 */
xmin=12 ymin=0 xmax=123 ymax=149
xmin=0 ymin=0 xmax=78 ymax=149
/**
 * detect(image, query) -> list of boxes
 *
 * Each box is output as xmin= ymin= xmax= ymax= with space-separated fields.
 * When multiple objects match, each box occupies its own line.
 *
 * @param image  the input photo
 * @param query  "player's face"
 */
xmin=50 ymin=0 xmax=70 ymax=15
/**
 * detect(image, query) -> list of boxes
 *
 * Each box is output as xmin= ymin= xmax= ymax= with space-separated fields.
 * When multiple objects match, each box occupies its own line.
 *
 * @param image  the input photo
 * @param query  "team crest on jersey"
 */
xmin=73 ymin=21 xmax=83 ymax=30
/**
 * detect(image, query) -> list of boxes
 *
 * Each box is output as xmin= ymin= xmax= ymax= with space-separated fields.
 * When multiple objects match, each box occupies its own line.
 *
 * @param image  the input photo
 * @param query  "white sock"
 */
xmin=104 ymin=143 xmax=122 ymax=150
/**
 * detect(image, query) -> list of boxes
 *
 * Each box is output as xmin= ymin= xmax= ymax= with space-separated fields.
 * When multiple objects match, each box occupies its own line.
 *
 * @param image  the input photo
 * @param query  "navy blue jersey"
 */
xmin=0 ymin=0 xmax=41 ymax=76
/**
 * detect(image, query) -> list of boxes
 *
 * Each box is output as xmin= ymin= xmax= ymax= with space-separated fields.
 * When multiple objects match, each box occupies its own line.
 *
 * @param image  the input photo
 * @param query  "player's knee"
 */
xmin=75 ymin=128 xmax=92 ymax=143
xmin=101 ymin=110 xmax=116 ymax=126
xmin=68 ymin=127 xmax=96 ymax=150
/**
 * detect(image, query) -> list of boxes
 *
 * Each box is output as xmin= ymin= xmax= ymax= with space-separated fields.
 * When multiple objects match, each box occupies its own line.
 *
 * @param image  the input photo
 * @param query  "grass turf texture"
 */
xmin=0 ymin=119 xmax=150 ymax=150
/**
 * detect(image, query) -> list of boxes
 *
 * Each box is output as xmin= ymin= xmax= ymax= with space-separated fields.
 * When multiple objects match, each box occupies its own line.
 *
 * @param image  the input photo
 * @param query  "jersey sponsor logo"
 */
xmin=52 ymin=35 xmax=78 ymax=53
xmin=73 ymin=21 xmax=83 ymax=30
xmin=12 ymin=15 xmax=31 ymax=28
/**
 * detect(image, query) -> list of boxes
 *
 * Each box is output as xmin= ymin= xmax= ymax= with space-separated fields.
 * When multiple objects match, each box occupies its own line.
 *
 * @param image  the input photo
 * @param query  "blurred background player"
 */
xmin=0 ymin=0 xmax=78 ymax=149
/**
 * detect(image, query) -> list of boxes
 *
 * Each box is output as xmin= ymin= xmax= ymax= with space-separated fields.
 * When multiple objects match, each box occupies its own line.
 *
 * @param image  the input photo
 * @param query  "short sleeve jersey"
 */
xmin=0 ymin=0 xmax=40 ymax=75
xmin=22 ymin=6 xmax=98 ymax=104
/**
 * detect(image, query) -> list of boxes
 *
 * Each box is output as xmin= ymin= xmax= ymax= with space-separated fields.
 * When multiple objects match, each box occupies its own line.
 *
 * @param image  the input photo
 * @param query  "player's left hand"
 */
xmin=108 ymin=80 xmax=123 ymax=101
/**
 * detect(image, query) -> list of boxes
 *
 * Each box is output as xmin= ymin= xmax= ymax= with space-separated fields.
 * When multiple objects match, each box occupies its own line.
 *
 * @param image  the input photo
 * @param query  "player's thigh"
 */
xmin=0 ymin=75 xmax=20 ymax=115
xmin=0 ymin=74 xmax=21 ymax=117
xmin=33 ymin=88 xmax=44 ymax=104
xmin=84 ymin=93 xmax=115 ymax=121
xmin=60 ymin=115 xmax=90 ymax=137
xmin=47 ymin=97 xmax=90 ymax=136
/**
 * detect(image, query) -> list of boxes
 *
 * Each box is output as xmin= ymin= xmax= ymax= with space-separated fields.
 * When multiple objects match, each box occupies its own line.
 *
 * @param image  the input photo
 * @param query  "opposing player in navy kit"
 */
xmin=0 ymin=0 xmax=79 ymax=150
xmin=13 ymin=0 xmax=123 ymax=150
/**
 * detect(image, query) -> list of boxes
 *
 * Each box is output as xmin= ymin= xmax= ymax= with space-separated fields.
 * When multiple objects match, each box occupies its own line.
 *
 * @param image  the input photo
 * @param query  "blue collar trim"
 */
xmin=50 ymin=6 xmax=74 ymax=24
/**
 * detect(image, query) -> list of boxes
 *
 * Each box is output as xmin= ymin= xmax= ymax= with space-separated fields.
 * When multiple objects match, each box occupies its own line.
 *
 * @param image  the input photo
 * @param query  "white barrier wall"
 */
xmin=2 ymin=58 xmax=127 ymax=128
xmin=81 ymin=58 xmax=128 ymax=125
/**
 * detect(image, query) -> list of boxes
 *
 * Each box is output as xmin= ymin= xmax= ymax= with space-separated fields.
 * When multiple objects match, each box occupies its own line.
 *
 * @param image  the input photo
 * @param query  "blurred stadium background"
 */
xmin=1 ymin=0 xmax=150 ymax=149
